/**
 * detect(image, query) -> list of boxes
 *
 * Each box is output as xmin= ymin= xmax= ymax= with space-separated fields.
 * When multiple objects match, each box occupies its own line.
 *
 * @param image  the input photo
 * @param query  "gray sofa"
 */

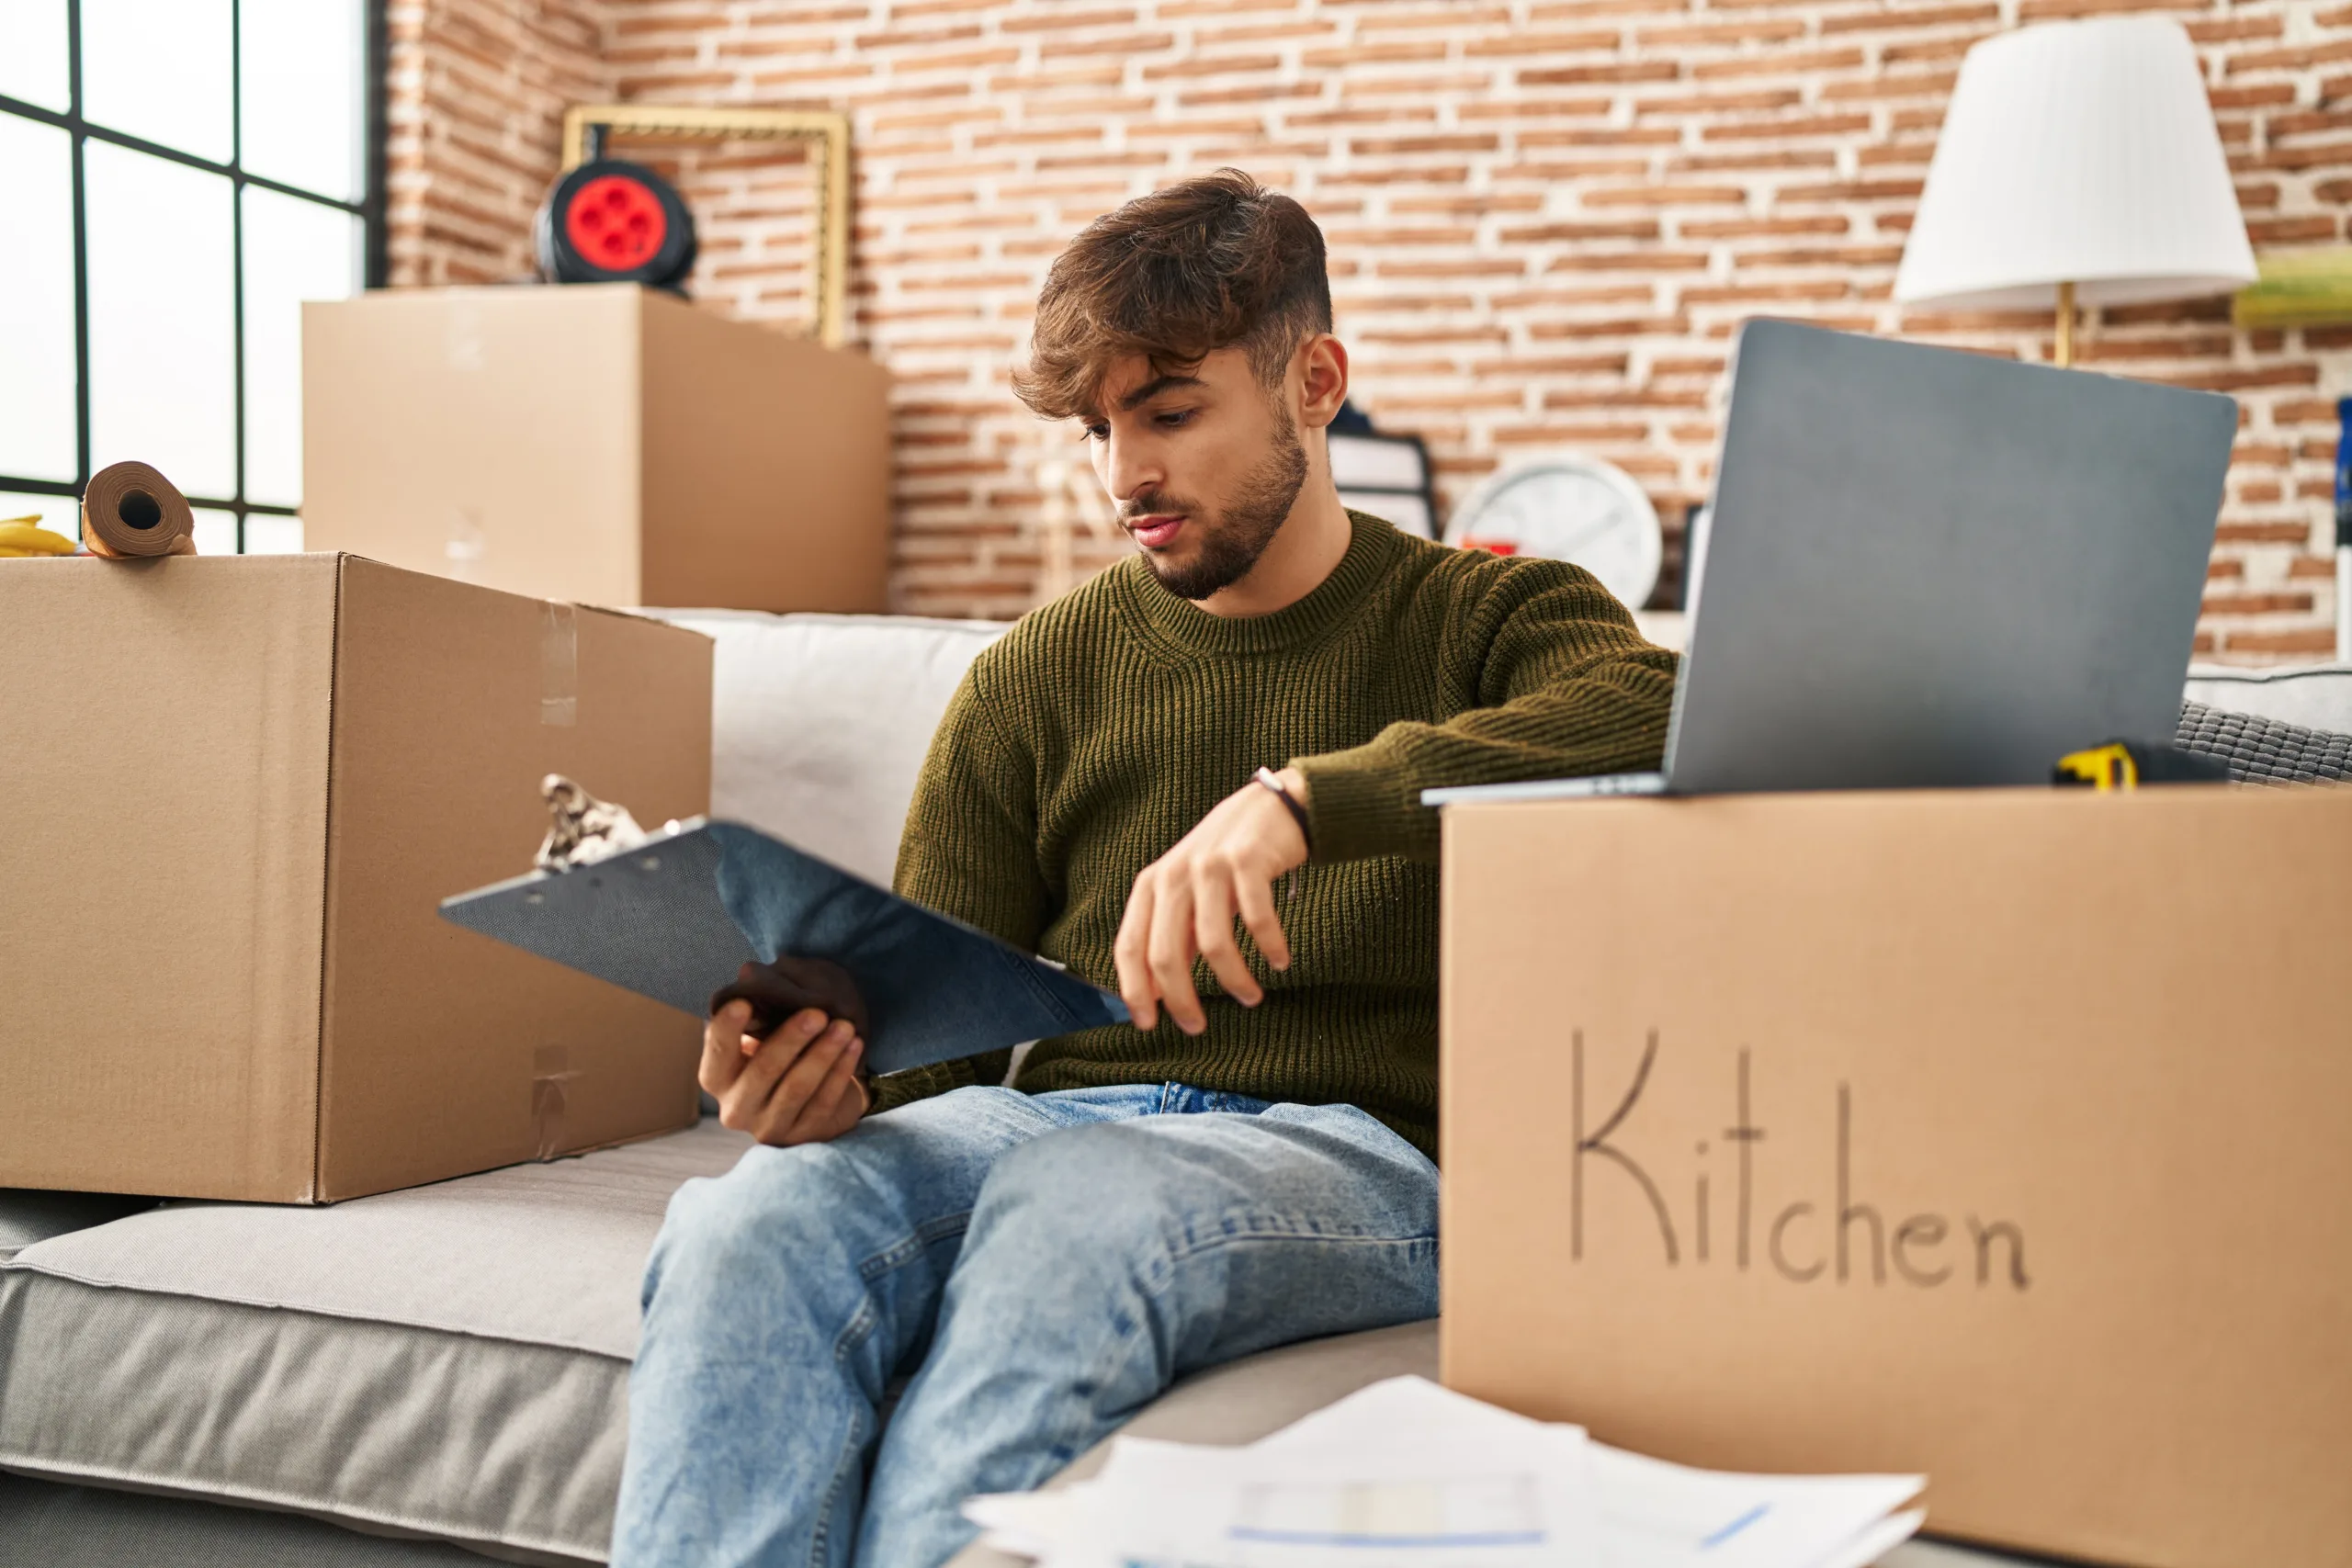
xmin=3 ymin=610 xmax=2345 ymax=1566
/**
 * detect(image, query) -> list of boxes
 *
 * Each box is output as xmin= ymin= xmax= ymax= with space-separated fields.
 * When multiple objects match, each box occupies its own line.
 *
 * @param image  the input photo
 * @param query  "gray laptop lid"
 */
xmin=1665 ymin=319 xmax=2236 ymax=793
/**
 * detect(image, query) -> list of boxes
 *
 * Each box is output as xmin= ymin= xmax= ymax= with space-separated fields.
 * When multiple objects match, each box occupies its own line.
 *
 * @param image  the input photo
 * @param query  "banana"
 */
xmin=0 ymin=518 xmax=79 ymax=558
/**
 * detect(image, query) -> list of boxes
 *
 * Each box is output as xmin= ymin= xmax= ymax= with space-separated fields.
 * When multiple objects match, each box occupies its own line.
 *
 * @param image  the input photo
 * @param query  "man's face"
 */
xmin=1084 ymin=346 xmax=1307 ymax=601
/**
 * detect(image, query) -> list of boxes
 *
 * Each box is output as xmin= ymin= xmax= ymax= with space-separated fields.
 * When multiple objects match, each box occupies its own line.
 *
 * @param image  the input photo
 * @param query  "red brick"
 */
xmin=1462 ymin=28 xmax=1625 ymax=53
xmin=2220 ymin=627 xmax=2338 ymax=654
xmin=1579 ymin=184 xmax=1749 ymax=206
xmin=1496 ymin=220 xmax=1667 ymax=241
xmin=1349 ymin=133 xmax=1505 ymax=154
xmin=2209 ymin=84 xmax=2297 ymax=110
xmin=1818 ymin=4 xmax=1999 ymax=35
xmin=1775 ymin=177 xmax=1927 ymax=202
xmin=2230 ymin=39 xmax=2352 ymax=75
xmin=1635 ymin=17 xmax=1806 ymax=45
xmin=1819 ymin=69 xmax=1958 ymax=102
xmin=1544 ymin=248 xmax=1715 ymax=269
xmin=1521 ymin=61 xmax=1683 ymax=85
xmin=2216 ymin=521 xmax=2324 ymax=544
xmin=1690 ymin=47 xmax=1866 ymax=81
xmin=1700 ymin=113 xmax=1873 ymax=141
xmin=1634 ymin=87 xmax=1804 ymax=116
xmin=2184 ymin=15 xmax=2284 ymax=44
xmin=1673 ymin=149 xmax=1840 ymax=172
xmin=1681 ymin=214 xmax=1849 ymax=237
xmin=2249 ymin=215 xmax=2341 ymax=243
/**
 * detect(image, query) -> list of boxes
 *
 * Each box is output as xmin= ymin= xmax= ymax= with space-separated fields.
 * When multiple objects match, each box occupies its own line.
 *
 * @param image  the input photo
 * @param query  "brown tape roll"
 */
xmin=82 ymin=461 xmax=198 ymax=558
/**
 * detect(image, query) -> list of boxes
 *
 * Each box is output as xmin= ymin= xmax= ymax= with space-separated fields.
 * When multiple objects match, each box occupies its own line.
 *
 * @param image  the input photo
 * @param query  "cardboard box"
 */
xmin=1441 ymin=786 xmax=2352 ymax=1568
xmin=301 ymin=284 xmax=893 ymax=613
xmin=0 ymin=554 xmax=712 ymax=1203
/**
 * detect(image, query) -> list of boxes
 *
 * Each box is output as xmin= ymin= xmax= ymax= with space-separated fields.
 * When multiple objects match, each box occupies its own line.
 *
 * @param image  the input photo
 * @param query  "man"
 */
xmin=613 ymin=169 xmax=1676 ymax=1568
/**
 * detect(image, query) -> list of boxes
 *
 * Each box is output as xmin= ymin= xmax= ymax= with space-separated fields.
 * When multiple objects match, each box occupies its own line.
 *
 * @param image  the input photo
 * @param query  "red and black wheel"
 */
xmin=536 ymin=159 xmax=698 ymax=289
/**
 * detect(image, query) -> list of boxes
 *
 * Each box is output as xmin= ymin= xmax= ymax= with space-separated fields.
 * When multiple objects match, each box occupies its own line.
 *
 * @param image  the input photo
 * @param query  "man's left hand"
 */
xmin=1114 ymin=768 xmax=1310 ymax=1034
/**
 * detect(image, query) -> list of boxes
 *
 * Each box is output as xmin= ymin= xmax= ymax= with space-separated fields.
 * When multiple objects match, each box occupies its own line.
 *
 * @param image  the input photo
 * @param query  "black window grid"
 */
xmin=0 ymin=0 xmax=390 ymax=552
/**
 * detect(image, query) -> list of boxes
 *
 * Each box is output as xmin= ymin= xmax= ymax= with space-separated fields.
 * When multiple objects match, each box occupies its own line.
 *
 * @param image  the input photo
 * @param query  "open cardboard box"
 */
xmin=1441 ymin=785 xmax=2352 ymax=1568
xmin=0 ymin=554 xmax=712 ymax=1203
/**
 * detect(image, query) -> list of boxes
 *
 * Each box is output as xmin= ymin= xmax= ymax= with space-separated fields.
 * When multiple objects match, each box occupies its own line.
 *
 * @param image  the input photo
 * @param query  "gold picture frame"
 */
xmin=560 ymin=104 xmax=853 ymax=347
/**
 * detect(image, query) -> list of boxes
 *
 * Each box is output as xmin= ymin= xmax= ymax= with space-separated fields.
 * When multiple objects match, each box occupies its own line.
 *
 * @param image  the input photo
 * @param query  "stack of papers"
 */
xmin=966 ymin=1377 xmax=1923 ymax=1568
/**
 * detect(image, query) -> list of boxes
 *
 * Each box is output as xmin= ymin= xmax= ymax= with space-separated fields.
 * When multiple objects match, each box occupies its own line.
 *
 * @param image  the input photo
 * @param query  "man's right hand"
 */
xmin=702 ymin=968 xmax=870 ymax=1145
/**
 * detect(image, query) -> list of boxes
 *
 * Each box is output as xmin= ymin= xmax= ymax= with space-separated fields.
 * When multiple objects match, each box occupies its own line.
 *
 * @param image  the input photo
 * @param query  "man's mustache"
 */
xmin=1118 ymin=492 xmax=1196 ymax=524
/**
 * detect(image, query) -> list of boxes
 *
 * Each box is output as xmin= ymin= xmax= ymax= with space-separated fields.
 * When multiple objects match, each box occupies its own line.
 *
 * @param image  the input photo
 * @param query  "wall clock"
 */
xmin=1443 ymin=454 xmax=1664 ymax=610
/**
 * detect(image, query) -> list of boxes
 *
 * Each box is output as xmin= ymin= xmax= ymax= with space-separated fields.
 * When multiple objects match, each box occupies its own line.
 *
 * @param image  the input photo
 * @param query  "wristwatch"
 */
xmin=1252 ymin=766 xmax=1314 ymax=856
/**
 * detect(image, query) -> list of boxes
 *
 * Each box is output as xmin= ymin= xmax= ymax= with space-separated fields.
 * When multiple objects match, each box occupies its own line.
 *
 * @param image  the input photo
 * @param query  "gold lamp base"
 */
xmin=2054 ymin=279 xmax=2078 ymax=368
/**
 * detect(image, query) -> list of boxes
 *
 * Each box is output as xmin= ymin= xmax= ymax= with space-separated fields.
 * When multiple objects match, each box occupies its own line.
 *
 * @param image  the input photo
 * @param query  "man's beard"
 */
xmin=1127 ymin=414 xmax=1309 ymax=602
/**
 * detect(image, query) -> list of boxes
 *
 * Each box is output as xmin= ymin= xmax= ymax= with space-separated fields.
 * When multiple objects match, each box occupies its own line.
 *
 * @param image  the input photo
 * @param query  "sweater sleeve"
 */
xmin=1291 ymin=558 xmax=1678 ymax=865
xmin=871 ymin=661 xmax=1050 ymax=1114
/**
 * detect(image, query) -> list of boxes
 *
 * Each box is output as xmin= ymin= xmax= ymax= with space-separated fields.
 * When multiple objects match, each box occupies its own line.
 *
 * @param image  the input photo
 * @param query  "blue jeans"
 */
xmin=610 ymin=1082 xmax=1441 ymax=1568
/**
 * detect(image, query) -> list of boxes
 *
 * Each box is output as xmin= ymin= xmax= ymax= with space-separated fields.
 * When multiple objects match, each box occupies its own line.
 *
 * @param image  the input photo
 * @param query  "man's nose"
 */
xmin=1100 ymin=429 xmax=1163 ymax=507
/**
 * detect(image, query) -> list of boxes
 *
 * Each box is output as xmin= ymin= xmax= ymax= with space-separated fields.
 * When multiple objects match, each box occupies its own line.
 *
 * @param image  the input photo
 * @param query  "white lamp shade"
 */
xmin=1894 ymin=16 xmax=2256 ymax=310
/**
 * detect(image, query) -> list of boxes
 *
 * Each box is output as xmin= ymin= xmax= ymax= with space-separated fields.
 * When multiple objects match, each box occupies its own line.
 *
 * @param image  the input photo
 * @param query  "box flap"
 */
xmin=314 ymin=558 xmax=710 ymax=1201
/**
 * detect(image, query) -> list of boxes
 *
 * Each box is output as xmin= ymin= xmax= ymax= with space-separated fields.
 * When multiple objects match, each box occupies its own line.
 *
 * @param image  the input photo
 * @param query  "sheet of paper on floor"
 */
xmin=964 ymin=1376 xmax=1923 ymax=1568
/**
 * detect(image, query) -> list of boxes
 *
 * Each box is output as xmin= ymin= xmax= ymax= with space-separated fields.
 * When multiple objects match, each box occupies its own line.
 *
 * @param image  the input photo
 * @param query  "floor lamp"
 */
xmin=1894 ymin=17 xmax=2256 ymax=368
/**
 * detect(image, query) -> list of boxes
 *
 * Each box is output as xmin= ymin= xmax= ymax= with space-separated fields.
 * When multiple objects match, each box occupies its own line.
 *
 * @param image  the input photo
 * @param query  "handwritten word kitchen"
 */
xmin=1569 ymin=1032 xmax=2030 ymax=1292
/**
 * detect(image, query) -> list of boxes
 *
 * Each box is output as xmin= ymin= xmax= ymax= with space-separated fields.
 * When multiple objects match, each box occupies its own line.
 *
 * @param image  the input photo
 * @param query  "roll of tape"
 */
xmin=82 ymin=461 xmax=198 ymax=558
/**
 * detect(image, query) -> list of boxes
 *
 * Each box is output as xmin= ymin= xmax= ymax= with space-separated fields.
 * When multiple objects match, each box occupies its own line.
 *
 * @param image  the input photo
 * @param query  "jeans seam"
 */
xmin=1166 ymin=1227 xmax=1441 ymax=1266
xmin=856 ymin=1210 xmax=971 ymax=1282
xmin=813 ymin=1212 xmax=975 ymax=1564
xmin=806 ymin=1397 xmax=867 ymax=1568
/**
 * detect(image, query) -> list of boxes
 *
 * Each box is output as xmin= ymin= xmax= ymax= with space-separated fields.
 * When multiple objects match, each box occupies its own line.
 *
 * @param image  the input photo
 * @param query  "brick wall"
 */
xmin=390 ymin=0 xmax=2352 ymax=657
xmin=386 ymin=0 xmax=612 ymax=288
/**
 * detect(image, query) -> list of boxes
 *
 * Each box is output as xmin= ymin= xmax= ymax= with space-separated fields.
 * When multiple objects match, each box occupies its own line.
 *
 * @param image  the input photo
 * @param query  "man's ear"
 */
xmin=1295 ymin=333 xmax=1350 ymax=432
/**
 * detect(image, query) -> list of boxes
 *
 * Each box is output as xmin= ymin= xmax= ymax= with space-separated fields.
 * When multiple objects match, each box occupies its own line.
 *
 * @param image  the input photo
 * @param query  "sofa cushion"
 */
xmin=2183 ymin=662 xmax=2352 ymax=735
xmin=0 ymin=1121 xmax=752 ymax=1567
xmin=646 ymin=611 xmax=1006 ymax=886
xmin=0 ymin=1190 xmax=155 ymax=1262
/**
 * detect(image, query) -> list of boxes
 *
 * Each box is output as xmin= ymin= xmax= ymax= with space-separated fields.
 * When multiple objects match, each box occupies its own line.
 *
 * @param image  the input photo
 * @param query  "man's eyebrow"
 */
xmin=1115 ymin=373 xmax=1205 ymax=412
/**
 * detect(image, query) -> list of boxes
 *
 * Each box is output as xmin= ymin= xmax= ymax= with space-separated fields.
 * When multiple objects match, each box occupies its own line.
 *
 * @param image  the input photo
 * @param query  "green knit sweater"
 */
xmin=877 ymin=512 xmax=1678 ymax=1157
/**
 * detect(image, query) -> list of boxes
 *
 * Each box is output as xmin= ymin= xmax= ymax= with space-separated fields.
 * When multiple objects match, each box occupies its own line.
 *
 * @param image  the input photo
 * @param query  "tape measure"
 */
xmin=2053 ymin=740 xmax=2230 ymax=791
xmin=536 ymin=159 xmax=697 ymax=290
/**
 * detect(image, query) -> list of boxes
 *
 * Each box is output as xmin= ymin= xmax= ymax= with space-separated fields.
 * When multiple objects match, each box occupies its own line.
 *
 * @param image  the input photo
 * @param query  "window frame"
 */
xmin=0 ymin=0 xmax=389 ymax=550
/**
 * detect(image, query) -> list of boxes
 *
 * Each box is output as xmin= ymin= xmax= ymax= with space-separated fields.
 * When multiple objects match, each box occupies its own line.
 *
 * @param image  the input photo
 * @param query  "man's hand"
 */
xmin=703 ymin=985 xmax=870 ymax=1146
xmin=1114 ymin=767 xmax=1310 ymax=1034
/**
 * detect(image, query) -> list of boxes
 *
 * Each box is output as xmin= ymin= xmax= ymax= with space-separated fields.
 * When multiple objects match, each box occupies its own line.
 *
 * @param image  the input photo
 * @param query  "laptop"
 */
xmin=1423 ymin=319 xmax=2238 ymax=806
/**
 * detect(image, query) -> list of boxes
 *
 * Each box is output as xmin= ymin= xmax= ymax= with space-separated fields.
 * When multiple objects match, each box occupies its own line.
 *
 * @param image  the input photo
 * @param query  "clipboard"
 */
xmin=439 ymin=818 xmax=1127 ymax=1077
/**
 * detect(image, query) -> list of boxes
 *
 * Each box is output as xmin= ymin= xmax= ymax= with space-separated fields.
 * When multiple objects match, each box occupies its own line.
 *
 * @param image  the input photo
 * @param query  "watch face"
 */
xmin=1445 ymin=458 xmax=1664 ymax=609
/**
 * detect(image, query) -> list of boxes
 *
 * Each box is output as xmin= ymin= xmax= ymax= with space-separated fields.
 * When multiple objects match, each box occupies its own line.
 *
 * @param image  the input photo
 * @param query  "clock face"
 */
xmin=1443 ymin=457 xmax=1664 ymax=610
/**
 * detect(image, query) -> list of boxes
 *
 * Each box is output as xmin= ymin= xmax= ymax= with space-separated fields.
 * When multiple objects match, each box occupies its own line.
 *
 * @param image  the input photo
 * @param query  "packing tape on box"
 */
xmin=540 ymin=602 xmax=577 ymax=728
xmin=83 ymin=460 xmax=198 ymax=558
xmin=532 ymin=1043 xmax=582 ymax=1160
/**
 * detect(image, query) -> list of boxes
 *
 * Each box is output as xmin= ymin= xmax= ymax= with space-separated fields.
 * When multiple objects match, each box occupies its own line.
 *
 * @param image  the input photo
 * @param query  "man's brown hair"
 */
xmin=1012 ymin=168 xmax=1331 ymax=422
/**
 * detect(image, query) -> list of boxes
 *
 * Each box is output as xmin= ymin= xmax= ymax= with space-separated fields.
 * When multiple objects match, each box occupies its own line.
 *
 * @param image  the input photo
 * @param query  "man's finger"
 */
xmin=781 ymin=1038 xmax=867 ymax=1145
xmin=763 ymin=1018 xmax=856 ymax=1132
xmin=1147 ymin=874 xmax=1206 ymax=1034
xmin=700 ymin=1000 xmax=753 ymax=1095
xmin=1234 ymin=870 xmax=1292 ymax=973
xmin=1191 ymin=868 xmax=1261 ymax=1007
xmin=1115 ymin=874 xmax=1161 ymax=1032
xmin=721 ymin=1009 xmax=826 ymax=1126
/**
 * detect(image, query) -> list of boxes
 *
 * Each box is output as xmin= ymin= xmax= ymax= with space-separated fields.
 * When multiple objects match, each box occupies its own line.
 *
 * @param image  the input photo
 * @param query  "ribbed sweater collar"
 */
xmin=1118 ymin=510 xmax=1405 ymax=657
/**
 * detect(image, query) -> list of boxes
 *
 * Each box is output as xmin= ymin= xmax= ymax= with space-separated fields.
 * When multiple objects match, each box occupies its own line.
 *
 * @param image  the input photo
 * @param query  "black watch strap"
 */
xmin=1252 ymin=766 xmax=1314 ymax=855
